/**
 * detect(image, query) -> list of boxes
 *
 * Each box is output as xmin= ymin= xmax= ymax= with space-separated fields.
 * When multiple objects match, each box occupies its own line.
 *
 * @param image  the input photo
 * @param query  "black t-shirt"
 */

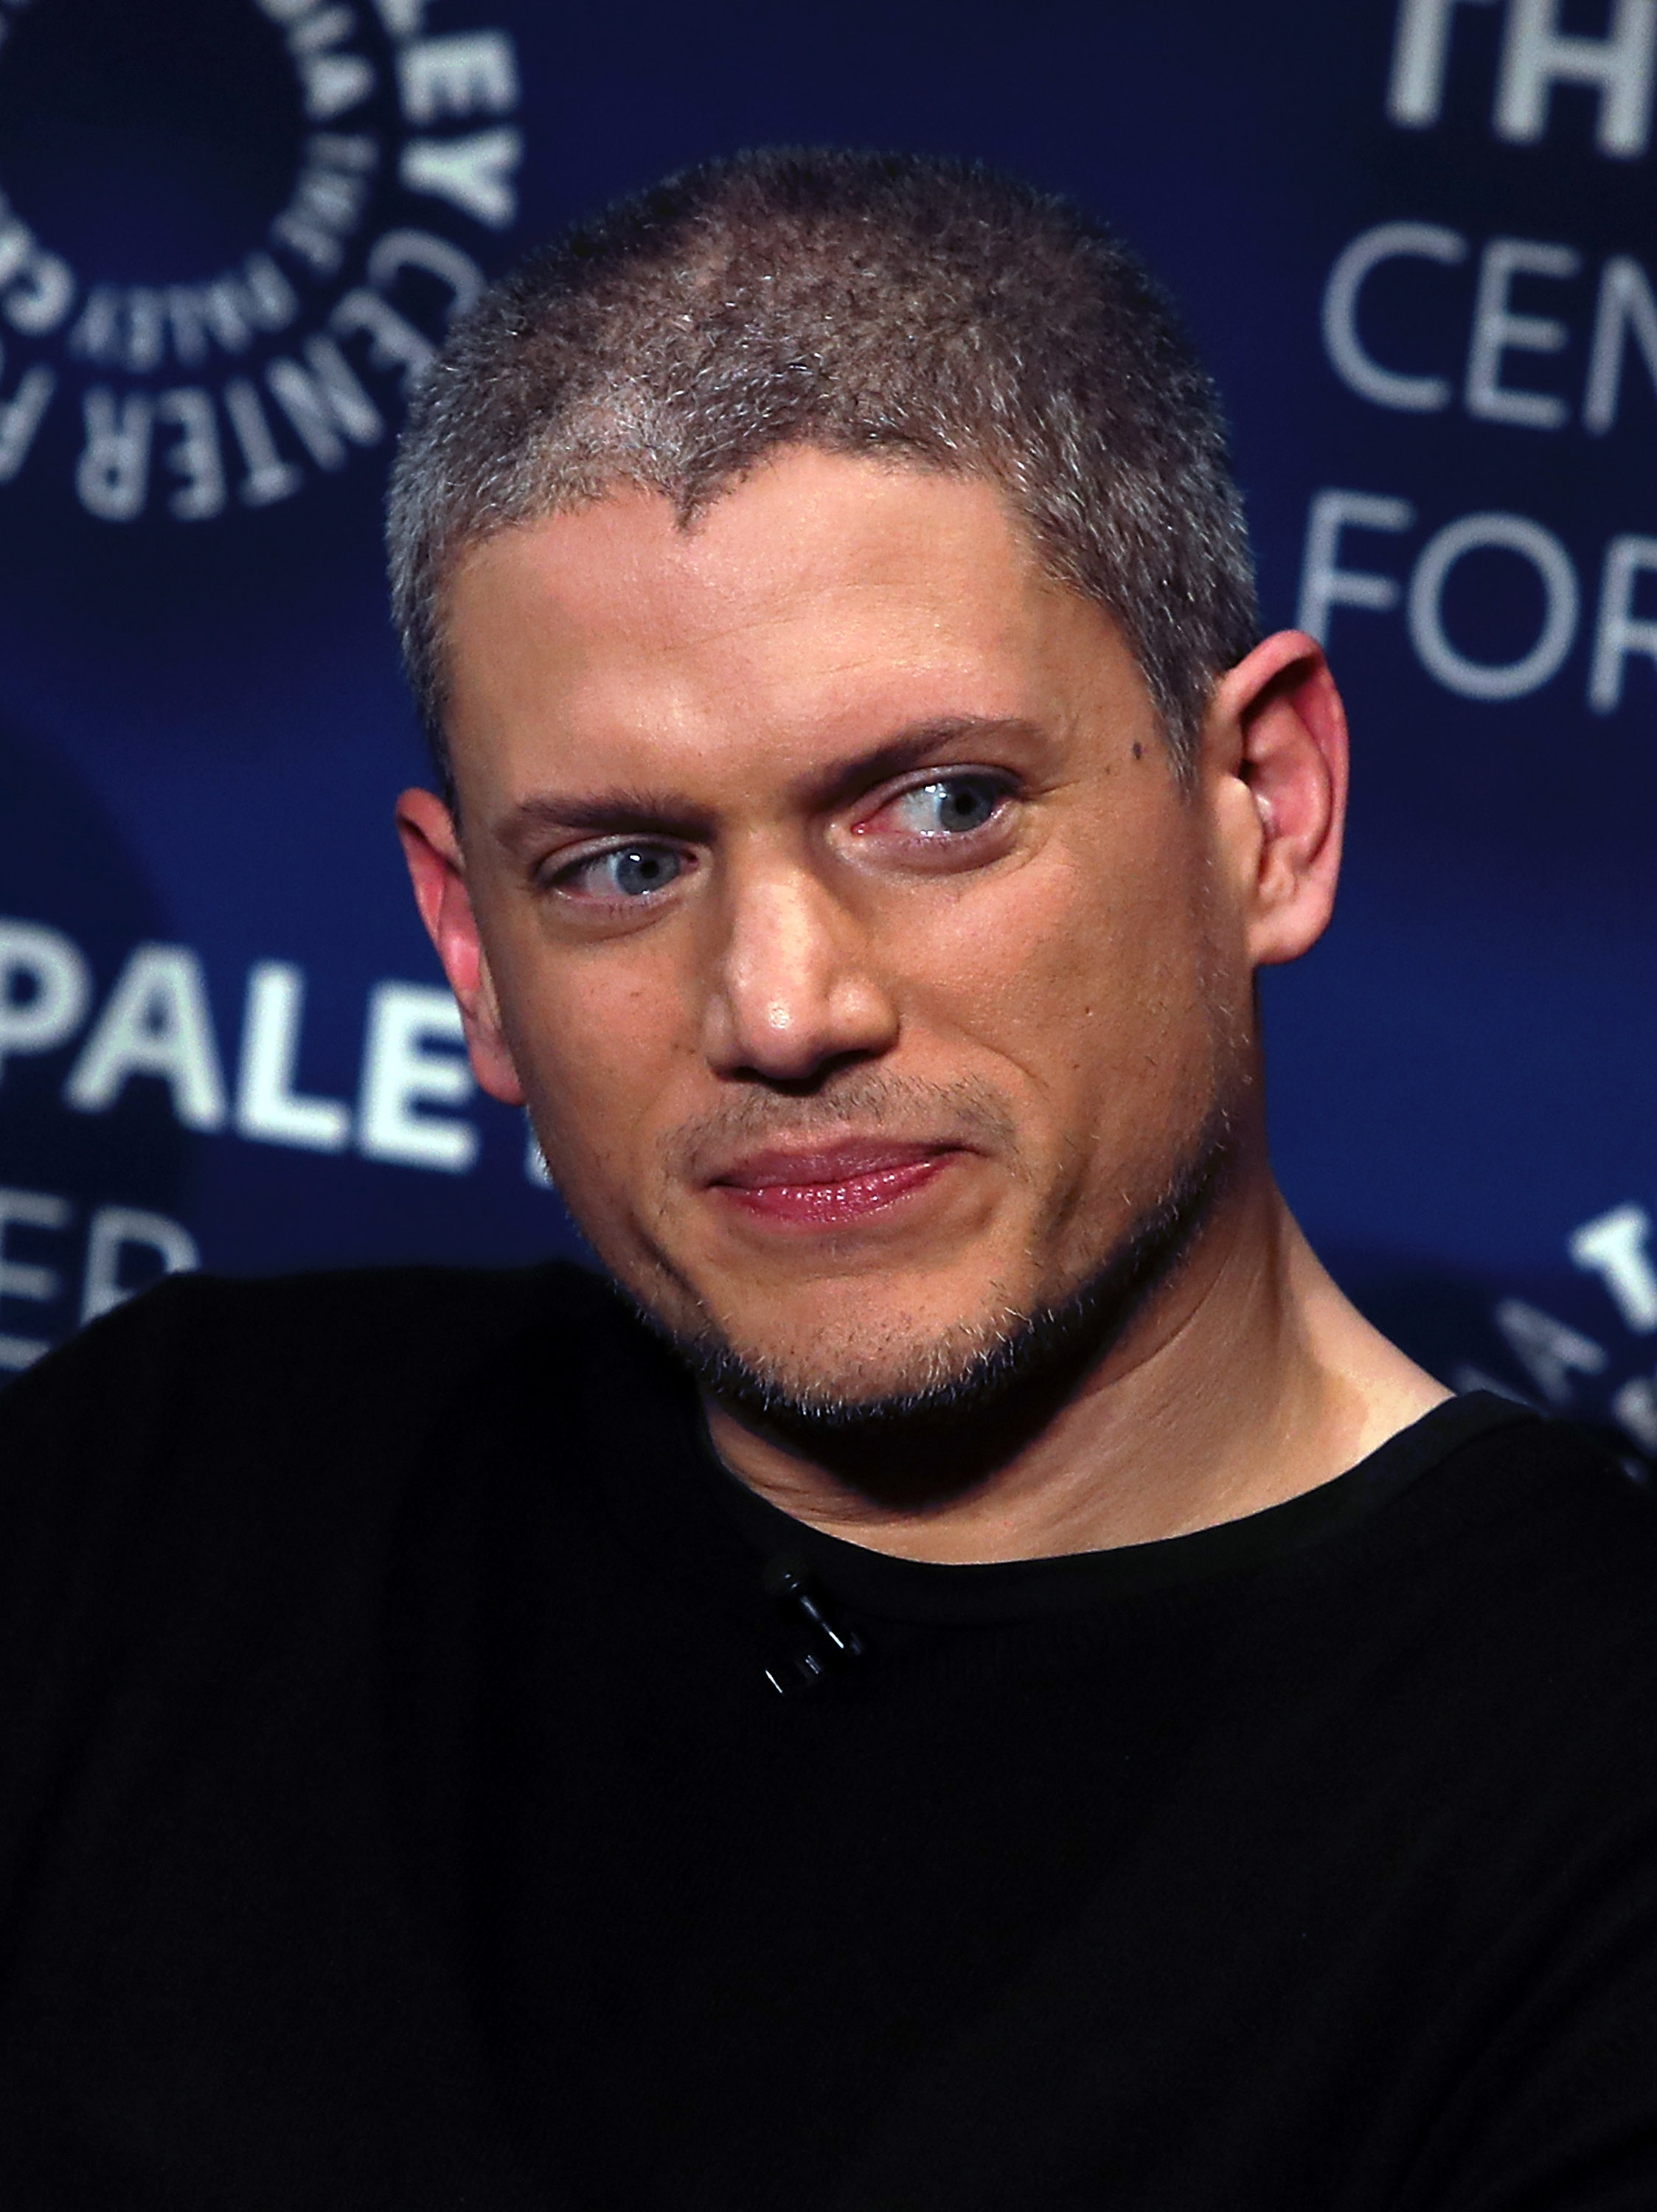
xmin=0 ymin=1261 xmax=1655 ymax=2211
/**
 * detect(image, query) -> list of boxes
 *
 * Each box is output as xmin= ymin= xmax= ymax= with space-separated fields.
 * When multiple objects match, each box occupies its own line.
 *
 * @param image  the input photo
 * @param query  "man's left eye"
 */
xmin=885 ymin=776 xmax=1007 ymax=837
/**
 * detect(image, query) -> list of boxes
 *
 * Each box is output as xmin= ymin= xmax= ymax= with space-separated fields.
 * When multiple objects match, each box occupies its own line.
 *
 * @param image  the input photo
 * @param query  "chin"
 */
xmin=698 ymin=1296 xmax=1019 ymax=1418
xmin=611 ymin=1107 xmax=1240 ymax=1500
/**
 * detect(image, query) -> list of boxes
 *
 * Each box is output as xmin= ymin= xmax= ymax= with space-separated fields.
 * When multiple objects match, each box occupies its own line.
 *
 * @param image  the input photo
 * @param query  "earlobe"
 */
xmin=394 ymin=787 xmax=527 ymax=1106
xmin=1207 ymin=630 xmax=1349 ymax=972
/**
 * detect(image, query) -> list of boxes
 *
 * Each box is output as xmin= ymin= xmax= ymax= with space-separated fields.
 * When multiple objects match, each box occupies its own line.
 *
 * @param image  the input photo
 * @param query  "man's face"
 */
xmin=437 ymin=448 xmax=1254 ymax=1413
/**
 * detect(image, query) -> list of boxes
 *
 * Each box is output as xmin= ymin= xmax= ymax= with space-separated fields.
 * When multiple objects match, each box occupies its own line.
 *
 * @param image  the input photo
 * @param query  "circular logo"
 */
xmin=0 ymin=0 xmax=524 ymax=521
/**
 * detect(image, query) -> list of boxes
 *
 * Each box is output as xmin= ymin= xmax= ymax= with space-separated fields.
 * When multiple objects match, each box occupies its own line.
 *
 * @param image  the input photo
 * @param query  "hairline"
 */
xmin=419 ymin=439 xmax=1209 ymax=813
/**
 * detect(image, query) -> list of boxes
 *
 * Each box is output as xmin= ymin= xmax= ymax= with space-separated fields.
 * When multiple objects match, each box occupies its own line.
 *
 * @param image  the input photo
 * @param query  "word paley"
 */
xmin=0 ymin=915 xmax=473 ymax=1373
xmin=0 ymin=913 xmax=555 ymax=1372
xmin=0 ymin=914 xmax=545 ymax=1178
xmin=0 ymin=0 xmax=525 ymax=521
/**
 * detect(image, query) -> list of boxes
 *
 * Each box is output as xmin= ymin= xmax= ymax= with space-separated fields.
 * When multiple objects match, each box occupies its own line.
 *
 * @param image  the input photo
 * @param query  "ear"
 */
xmin=395 ymin=787 xmax=527 ymax=1106
xmin=1203 ymin=630 xmax=1349 ymax=970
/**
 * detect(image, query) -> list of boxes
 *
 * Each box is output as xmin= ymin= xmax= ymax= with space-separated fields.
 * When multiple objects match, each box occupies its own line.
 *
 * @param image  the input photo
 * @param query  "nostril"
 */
xmin=724 ymin=1045 xmax=892 ymax=1098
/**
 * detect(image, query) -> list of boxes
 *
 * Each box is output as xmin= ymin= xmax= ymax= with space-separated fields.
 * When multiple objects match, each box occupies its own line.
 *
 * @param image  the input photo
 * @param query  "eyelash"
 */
xmin=860 ymin=771 xmax=1015 ymax=842
xmin=547 ymin=844 xmax=691 ymax=903
xmin=543 ymin=770 xmax=1018 ymax=907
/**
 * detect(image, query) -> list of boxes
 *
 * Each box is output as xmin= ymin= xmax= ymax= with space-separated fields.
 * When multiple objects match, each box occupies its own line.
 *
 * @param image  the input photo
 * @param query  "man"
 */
xmin=1 ymin=149 xmax=1653 ymax=2209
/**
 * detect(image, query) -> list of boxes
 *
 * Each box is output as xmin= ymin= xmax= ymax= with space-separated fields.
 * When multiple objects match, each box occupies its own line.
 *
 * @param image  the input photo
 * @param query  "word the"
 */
xmin=1392 ymin=0 xmax=1657 ymax=158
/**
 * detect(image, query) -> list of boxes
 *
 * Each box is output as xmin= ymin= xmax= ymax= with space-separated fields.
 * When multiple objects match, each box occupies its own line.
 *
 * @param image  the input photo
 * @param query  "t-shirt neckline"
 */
xmin=696 ymin=1391 xmax=1535 ymax=1625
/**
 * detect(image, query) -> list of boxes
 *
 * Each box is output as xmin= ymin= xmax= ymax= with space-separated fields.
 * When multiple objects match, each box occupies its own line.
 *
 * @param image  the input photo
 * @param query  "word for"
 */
xmin=1391 ymin=0 xmax=1657 ymax=157
xmin=1324 ymin=223 xmax=1657 ymax=436
xmin=0 ymin=1186 xmax=198 ymax=1373
xmin=1298 ymin=487 xmax=1657 ymax=709
xmin=0 ymin=917 xmax=538 ymax=1179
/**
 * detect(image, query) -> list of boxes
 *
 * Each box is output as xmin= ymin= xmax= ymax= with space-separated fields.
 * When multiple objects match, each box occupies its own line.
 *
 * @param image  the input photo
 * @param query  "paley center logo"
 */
xmin=0 ymin=0 xmax=524 ymax=521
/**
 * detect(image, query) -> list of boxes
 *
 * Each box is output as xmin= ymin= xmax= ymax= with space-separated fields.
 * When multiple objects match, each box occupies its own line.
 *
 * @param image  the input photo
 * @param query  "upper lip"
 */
xmin=707 ymin=1139 xmax=960 ymax=1190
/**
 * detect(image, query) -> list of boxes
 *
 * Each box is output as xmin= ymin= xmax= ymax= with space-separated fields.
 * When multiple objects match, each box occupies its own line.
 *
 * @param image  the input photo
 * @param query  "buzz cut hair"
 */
xmin=386 ymin=145 xmax=1260 ymax=797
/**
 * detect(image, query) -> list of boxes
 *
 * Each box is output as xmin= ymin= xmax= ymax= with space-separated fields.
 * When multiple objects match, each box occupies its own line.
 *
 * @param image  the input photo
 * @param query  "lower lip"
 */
xmin=715 ymin=1154 xmax=953 ymax=1228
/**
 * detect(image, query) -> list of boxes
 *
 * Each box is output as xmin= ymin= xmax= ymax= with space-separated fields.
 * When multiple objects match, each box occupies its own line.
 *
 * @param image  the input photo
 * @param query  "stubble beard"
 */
xmin=605 ymin=1069 xmax=1246 ymax=1503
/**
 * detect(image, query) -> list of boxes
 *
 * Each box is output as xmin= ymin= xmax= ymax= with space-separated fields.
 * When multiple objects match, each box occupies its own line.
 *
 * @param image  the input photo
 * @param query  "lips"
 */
xmin=709 ymin=1141 xmax=959 ymax=1228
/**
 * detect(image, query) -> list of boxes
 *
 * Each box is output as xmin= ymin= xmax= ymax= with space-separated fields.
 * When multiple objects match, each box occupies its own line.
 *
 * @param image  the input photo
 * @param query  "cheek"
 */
xmin=494 ymin=944 xmax=689 ymax=1189
xmin=909 ymin=831 xmax=1210 ymax=1086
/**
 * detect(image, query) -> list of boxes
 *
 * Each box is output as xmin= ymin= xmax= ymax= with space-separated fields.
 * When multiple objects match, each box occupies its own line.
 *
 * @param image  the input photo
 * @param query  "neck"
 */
xmin=701 ymin=1172 xmax=1448 ymax=1564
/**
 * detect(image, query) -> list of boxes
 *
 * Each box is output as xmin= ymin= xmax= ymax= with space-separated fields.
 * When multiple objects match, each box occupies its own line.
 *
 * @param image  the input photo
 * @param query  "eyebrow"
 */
xmin=801 ymin=717 xmax=1045 ymax=813
xmin=494 ymin=790 xmax=716 ymax=859
xmin=491 ymin=716 xmax=1046 ymax=858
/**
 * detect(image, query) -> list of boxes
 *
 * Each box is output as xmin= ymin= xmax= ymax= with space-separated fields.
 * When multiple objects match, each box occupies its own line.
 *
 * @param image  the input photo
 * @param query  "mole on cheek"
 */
xmin=1131 ymin=742 xmax=1144 ymax=761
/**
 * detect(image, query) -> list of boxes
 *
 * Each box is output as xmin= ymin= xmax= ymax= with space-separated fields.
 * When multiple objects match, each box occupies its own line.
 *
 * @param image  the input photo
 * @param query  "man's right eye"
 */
xmin=554 ymin=844 xmax=688 ymax=902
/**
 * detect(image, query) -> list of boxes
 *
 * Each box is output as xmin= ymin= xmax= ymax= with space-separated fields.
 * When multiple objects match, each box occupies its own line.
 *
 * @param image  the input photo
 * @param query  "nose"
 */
xmin=701 ymin=855 xmax=900 ymax=1085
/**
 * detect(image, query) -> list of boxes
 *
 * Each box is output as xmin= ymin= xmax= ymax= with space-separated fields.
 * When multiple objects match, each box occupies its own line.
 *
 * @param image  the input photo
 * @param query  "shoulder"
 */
xmin=1422 ymin=1397 xmax=1657 ymax=1574
xmin=0 ymin=1259 xmax=636 ymax=1489
xmin=0 ymin=1259 xmax=650 ymax=1691
xmin=6 ymin=1254 xmax=622 ymax=1377
xmin=1358 ymin=1399 xmax=1657 ymax=1737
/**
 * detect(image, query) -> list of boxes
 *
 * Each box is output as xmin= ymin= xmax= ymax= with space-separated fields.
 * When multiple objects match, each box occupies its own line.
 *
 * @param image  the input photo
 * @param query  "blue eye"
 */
xmin=892 ymin=776 xmax=1006 ymax=836
xmin=566 ymin=845 xmax=685 ymax=900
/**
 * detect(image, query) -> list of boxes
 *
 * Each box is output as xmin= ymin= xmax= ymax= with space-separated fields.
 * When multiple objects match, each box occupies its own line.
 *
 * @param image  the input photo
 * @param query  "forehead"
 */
xmin=440 ymin=448 xmax=1151 ymax=808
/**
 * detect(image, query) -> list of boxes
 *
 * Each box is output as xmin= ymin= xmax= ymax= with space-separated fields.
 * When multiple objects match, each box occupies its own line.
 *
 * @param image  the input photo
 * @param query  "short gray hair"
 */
xmin=387 ymin=147 xmax=1260 ymax=794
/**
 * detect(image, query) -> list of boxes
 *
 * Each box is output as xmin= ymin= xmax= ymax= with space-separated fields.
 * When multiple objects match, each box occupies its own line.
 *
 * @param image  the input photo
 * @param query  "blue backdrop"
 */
xmin=1 ymin=0 xmax=1653 ymax=1455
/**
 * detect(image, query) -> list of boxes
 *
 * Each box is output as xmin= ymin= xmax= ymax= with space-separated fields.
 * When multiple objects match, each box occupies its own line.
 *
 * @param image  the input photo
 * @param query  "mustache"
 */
xmin=663 ymin=1069 xmax=1019 ymax=1182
